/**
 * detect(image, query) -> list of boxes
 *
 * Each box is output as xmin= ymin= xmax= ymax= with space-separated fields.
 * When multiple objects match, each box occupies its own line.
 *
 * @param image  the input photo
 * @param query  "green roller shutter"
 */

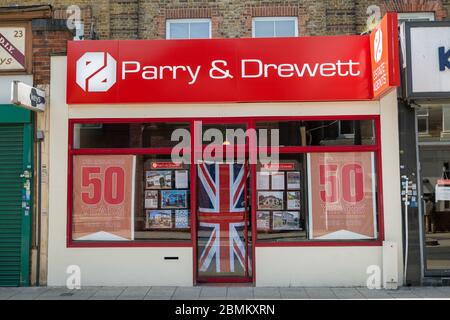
xmin=0 ymin=105 xmax=32 ymax=287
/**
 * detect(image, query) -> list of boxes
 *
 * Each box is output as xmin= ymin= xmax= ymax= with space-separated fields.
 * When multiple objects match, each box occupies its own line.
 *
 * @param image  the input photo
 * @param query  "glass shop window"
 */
xmin=256 ymin=152 xmax=379 ymax=242
xmin=71 ymin=153 xmax=191 ymax=243
xmin=256 ymin=154 xmax=307 ymax=242
xmin=73 ymin=122 xmax=190 ymax=149
xmin=255 ymin=119 xmax=376 ymax=146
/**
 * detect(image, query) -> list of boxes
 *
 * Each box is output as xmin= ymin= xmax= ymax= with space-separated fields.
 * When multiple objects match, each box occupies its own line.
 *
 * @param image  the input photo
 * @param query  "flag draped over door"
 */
xmin=197 ymin=162 xmax=248 ymax=274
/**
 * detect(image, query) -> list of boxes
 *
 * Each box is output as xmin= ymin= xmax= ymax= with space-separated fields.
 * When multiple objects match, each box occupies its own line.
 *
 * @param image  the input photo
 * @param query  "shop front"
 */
xmin=401 ymin=21 xmax=450 ymax=283
xmin=48 ymin=14 xmax=403 ymax=287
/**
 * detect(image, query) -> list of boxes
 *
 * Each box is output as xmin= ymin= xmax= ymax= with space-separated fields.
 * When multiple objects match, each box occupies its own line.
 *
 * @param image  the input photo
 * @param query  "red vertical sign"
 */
xmin=370 ymin=12 xmax=400 ymax=99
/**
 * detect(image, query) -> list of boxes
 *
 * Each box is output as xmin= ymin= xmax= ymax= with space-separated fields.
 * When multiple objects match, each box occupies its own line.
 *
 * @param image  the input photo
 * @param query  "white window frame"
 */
xmin=252 ymin=17 xmax=298 ymax=38
xmin=417 ymin=108 xmax=430 ymax=135
xmin=166 ymin=18 xmax=212 ymax=40
xmin=398 ymin=12 xmax=435 ymax=22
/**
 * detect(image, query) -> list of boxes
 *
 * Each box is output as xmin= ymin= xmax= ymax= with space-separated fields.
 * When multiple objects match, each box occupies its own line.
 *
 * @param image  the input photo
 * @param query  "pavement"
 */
xmin=1 ymin=286 xmax=450 ymax=300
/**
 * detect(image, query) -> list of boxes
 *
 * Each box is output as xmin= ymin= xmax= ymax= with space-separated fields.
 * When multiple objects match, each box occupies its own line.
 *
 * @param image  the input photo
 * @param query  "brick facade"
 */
xmin=0 ymin=1 xmax=448 ymax=78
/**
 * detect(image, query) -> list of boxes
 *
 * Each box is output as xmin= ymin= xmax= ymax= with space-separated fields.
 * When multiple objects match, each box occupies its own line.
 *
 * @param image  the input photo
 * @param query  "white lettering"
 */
xmin=186 ymin=66 xmax=201 ymax=85
xmin=240 ymin=59 xmax=359 ymax=78
xmin=320 ymin=63 xmax=336 ymax=77
xmin=122 ymin=61 xmax=140 ymax=80
xmin=241 ymin=59 xmax=263 ymax=78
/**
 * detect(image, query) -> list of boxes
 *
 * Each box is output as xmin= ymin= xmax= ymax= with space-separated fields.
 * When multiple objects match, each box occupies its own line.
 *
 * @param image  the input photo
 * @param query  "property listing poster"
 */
xmin=73 ymin=155 xmax=136 ymax=241
xmin=307 ymin=152 xmax=377 ymax=240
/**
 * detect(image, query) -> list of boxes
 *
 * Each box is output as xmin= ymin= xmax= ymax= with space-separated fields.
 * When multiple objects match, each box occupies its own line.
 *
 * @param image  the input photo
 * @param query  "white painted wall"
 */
xmin=49 ymin=56 xmax=402 ymax=287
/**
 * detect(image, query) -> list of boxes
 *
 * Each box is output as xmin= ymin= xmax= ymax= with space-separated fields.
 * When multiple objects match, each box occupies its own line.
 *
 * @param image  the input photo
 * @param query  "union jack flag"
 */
xmin=197 ymin=162 xmax=248 ymax=274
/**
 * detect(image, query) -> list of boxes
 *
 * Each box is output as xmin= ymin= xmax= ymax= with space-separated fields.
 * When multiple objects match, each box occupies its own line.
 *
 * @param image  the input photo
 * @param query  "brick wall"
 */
xmin=0 ymin=0 xmax=448 ymax=43
xmin=32 ymin=19 xmax=73 ymax=84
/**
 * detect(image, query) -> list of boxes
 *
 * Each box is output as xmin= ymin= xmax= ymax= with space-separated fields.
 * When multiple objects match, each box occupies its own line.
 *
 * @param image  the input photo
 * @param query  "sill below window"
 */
xmin=255 ymin=240 xmax=382 ymax=247
xmin=67 ymin=241 xmax=193 ymax=248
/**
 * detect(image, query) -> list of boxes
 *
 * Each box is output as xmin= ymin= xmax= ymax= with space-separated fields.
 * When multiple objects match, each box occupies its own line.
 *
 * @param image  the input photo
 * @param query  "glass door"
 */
xmin=195 ymin=122 xmax=252 ymax=282
xmin=417 ymin=105 xmax=450 ymax=276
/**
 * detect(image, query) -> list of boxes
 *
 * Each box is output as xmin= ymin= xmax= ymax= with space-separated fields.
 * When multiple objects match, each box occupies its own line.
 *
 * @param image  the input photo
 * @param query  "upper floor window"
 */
xmin=252 ymin=17 xmax=298 ymax=38
xmin=166 ymin=19 xmax=211 ymax=39
xmin=398 ymin=12 xmax=435 ymax=23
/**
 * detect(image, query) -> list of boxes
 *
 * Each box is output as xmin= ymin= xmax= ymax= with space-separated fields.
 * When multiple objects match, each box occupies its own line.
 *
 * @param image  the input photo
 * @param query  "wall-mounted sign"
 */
xmin=402 ymin=21 xmax=450 ymax=99
xmin=67 ymin=36 xmax=376 ymax=104
xmin=72 ymin=155 xmax=136 ymax=241
xmin=11 ymin=81 xmax=46 ymax=112
xmin=0 ymin=23 xmax=30 ymax=73
xmin=370 ymin=12 xmax=400 ymax=99
xmin=307 ymin=152 xmax=377 ymax=240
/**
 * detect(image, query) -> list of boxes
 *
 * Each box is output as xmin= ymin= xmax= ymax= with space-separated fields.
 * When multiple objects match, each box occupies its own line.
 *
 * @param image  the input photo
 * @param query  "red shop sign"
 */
xmin=150 ymin=162 xmax=183 ymax=169
xmin=261 ymin=163 xmax=296 ymax=171
xmin=66 ymin=14 xmax=398 ymax=104
xmin=370 ymin=12 xmax=400 ymax=99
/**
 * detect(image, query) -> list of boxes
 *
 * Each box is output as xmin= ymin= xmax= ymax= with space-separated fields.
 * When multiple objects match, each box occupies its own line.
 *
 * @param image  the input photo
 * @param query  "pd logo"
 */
xmin=76 ymin=52 xmax=116 ymax=92
xmin=373 ymin=28 xmax=383 ymax=63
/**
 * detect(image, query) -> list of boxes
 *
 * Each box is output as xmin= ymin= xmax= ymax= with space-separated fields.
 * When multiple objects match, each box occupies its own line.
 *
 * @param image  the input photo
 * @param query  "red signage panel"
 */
xmin=67 ymin=36 xmax=373 ymax=104
xmin=370 ymin=12 xmax=400 ymax=99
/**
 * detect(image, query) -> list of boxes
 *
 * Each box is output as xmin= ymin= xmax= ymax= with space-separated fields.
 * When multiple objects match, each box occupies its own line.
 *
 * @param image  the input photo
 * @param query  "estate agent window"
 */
xmin=252 ymin=17 xmax=298 ymax=38
xmin=68 ymin=116 xmax=382 ymax=246
xmin=166 ymin=19 xmax=212 ymax=39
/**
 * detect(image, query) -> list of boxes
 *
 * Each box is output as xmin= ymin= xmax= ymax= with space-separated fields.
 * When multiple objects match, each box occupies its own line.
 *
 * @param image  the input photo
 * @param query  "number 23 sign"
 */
xmin=73 ymin=155 xmax=135 ymax=241
xmin=307 ymin=152 xmax=377 ymax=240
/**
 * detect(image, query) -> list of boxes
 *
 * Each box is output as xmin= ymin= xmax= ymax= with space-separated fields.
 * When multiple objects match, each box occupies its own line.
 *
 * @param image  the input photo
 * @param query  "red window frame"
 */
xmin=67 ymin=115 xmax=384 ymax=256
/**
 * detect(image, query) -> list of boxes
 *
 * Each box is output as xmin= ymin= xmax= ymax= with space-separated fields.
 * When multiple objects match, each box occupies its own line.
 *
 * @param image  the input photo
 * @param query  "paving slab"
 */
xmin=172 ymin=287 xmax=202 ymax=300
xmin=279 ymin=287 xmax=309 ymax=299
xmin=35 ymin=287 xmax=90 ymax=300
xmin=304 ymin=287 xmax=337 ymax=299
xmin=386 ymin=288 xmax=420 ymax=299
xmin=226 ymin=287 xmax=254 ymax=299
xmin=3 ymin=286 xmax=450 ymax=300
xmin=355 ymin=288 xmax=393 ymax=299
xmin=254 ymin=287 xmax=281 ymax=299
xmin=331 ymin=288 xmax=365 ymax=300
xmin=8 ymin=287 xmax=50 ymax=300
xmin=409 ymin=287 xmax=450 ymax=299
xmin=117 ymin=287 xmax=151 ymax=300
xmin=89 ymin=287 xmax=126 ymax=300
xmin=200 ymin=286 xmax=227 ymax=298
xmin=145 ymin=286 xmax=176 ymax=299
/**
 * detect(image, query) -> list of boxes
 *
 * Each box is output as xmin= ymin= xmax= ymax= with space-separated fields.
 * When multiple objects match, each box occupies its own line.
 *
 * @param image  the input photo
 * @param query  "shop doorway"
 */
xmin=420 ymin=145 xmax=450 ymax=276
xmin=195 ymin=122 xmax=253 ymax=283
xmin=417 ymin=105 xmax=450 ymax=276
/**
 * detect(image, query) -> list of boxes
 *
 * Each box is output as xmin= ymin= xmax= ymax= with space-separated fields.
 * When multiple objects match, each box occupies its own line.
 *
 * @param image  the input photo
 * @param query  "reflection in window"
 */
xmin=256 ymin=120 xmax=375 ymax=146
xmin=74 ymin=122 xmax=190 ymax=148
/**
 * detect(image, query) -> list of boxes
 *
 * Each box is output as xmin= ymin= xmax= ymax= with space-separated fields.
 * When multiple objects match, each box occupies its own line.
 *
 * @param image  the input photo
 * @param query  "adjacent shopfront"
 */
xmin=0 ymin=78 xmax=33 ymax=286
xmin=47 ymin=14 xmax=404 ymax=287
xmin=401 ymin=21 xmax=450 ymax=283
